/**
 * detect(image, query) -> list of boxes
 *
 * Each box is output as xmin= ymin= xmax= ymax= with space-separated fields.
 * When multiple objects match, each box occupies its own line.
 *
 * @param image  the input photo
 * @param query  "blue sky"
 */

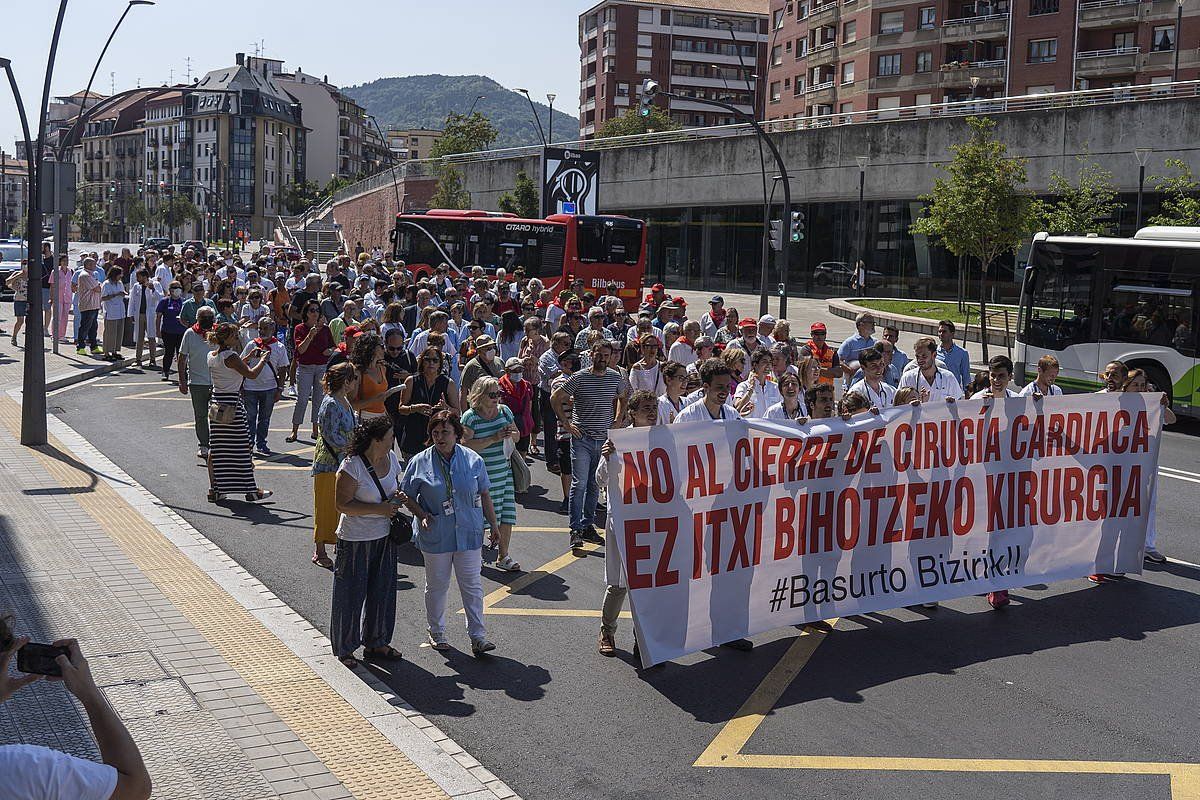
xmin=0 ymin=0 xmax=583 ymax=159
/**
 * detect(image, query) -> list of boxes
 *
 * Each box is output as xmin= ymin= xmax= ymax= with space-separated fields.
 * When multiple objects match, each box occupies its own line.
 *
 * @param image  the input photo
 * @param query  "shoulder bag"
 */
xmin=362 ymin=455 xmax=413 ymax=545
xmin=207 ymin=349 xmax=243 ymax=424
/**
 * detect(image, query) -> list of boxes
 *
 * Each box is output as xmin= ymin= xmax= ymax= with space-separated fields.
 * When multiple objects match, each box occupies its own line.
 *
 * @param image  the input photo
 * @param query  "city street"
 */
xmin=50 ymin=367 xmax=1200 ymax=800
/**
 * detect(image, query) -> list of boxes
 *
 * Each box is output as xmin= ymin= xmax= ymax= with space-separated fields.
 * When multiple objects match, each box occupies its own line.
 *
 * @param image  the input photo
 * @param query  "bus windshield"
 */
xmin=575 ymin=216 xmax=643 ymax=265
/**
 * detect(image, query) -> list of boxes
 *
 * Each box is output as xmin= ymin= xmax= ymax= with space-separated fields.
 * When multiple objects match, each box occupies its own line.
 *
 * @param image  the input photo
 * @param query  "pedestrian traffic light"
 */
xmin=790 ymin=209 xmax=805 ymax=242
xmin=640 ymin=78 xmax=659 ymax=118
xmin=768 ymin=219 xmax=783 ymax=252
xmin=108 ymin=182 xmax=116 ymax=194
xmin=136 ymin=180 xmax=143 ymax=194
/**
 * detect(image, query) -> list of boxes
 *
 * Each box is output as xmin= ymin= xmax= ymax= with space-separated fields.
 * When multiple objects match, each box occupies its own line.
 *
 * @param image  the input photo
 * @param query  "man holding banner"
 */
xmin=605 ymin=392 xmax=1162 ymax=667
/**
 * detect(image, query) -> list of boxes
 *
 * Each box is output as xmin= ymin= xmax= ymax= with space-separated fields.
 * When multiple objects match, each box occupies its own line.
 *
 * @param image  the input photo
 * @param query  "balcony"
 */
xmin=1077 ymin=0 xmax=1140 ymax=28
xmin=939 ymin=59 xmax=1007 ymax=87
xmin=146 ymin=135 xmax=158 ymax=146
xmin=804 ymin=79 xmax=838 ymax=106
xmin=941 ymin=13 xmax=1010 ymax=41
xmin=808 ymin=1 xmax=839 ymax=21
xmin=809 ymin=40 xmax=838 ymax=64
xmin=869 ymin=72 xmax=940 ymax=90
xmin=1075 ymin=45 xmax=1140 ymax=76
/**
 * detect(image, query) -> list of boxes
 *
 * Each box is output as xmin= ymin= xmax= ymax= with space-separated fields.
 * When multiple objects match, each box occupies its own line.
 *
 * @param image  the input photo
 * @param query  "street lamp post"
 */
xmin=969 ymin=75 xmax=981 ymax=103
xmin=1174 ymin=0 xmax=1184 ymax=82
xmin=1134 ymin=147 xmax=1152 ymax=230
xmin=366 ymin=113 xmax=403 ymax=239
xmin=546 ymin=93 xmax=556 ymax=144
xmin=467 ymin=94 xmax=486 ymax=116
xmin=856 ymin=155 xmax=869 ymax=297
xmin=515 ymin=88 xmax=547 ymax=147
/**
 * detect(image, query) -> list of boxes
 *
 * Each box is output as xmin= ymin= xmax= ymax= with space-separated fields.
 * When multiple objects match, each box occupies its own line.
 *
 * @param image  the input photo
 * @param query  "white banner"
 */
xmin=606 ymin=394 xmax=1162 ymax=666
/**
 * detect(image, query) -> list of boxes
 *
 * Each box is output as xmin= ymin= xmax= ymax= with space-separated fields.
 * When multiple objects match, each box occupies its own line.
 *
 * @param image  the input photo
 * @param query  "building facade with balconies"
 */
xmin=386 ymin=129 xmax=444 ymax=161
xmin=0 ymin=154 xmax=29 ymax=240
xmin=578 ymin=0 xmax=771 ymax=138
xmin=766 ymin=0 xmax=1198 ymax=121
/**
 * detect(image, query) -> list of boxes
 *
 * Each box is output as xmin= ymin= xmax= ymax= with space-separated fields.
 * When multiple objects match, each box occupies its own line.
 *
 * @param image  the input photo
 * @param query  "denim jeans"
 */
xmin=76 ymin=309 xmax=99 ymax=348
xmin=569 ymin=436 xmax=604 ymax=532
xmin=242 ymin=388 xmax=277 ymax=448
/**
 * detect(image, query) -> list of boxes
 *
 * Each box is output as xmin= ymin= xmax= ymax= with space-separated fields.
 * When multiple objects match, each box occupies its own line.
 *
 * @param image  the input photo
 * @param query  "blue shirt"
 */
xmin=401 ymin=445 xmax=490 ymax=554
xmin=837 ymin=333 xmax=877 ymax=383
xmin=937 ymin=343 xmax=972 ymax=390
xmin=891 ymin=349 xmax=910 ymax=375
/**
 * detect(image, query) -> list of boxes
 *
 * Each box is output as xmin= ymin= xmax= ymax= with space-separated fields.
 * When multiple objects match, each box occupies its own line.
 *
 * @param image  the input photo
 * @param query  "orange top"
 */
xmin=359 ymin=368 xmax=388 ymax=414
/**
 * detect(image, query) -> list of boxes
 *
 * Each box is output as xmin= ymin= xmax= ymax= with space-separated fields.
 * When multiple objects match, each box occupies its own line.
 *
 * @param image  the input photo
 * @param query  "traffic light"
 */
xmin=768 ymin=219 xmax=783 ymax=252
xmin=108 ymin=181 xmax=116 ymax=195
xmin=640 ymin=78 xmax=659 ymax=118
xmin=789 ymin=209 xmax=805 ymax=242
xmin=136 ymin=180 xmax=143 ymax=194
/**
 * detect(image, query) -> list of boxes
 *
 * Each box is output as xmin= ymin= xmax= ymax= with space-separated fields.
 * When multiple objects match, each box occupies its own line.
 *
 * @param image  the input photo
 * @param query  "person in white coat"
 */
xmin=128 ymin=268 xmax=164 ymax=368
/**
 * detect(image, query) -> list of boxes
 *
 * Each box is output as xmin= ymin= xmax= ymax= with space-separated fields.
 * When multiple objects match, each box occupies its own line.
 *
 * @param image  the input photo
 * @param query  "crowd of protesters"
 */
xmin=16 ymin=240 xmax=1172 ymax=664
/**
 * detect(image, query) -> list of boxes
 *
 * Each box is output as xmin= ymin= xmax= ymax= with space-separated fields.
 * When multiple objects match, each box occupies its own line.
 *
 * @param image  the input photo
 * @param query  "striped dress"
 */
xmin=461 ymin=405 xmax=516 ymax=525
xmin=207 ymin=349 xmax=258 ymax=494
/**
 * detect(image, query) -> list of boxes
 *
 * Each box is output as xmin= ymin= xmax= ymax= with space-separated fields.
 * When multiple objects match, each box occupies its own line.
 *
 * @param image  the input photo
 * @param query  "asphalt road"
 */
xmin=53 ymin=370 xmax=1200 ymax=800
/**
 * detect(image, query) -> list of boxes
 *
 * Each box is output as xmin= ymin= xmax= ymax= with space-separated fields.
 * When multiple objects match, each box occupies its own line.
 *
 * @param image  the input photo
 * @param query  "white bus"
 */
xmin=1015 ymin=227 xmax=1200 ymax=417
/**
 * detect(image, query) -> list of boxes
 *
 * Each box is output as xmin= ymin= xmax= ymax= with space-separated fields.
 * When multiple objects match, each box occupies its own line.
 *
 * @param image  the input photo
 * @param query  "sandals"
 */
xmin=364 ymin=646 xmax=402 ymax=662
xmin=246 ymin=490 xmax=273 ymax=503
xmin=311 ymin=553 xmax=334 ymax=570
xmin=339 ymin=655 xmax=358 ymax=668
xmin=495 ymin=555 xmax=522 ymax=572
xmin=285 ymin=433 xmax=298 ymax=443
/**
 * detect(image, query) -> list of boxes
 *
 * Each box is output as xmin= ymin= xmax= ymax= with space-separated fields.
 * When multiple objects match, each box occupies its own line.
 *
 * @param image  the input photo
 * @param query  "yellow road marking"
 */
xmin=512 ymin=526 xmax=571 ymax=533
xmin=480 ymin=542 xmax=600 ymax=609
xmin=694 ymin=620 xmax=1200 ymax=798
xmin=476 ymin=607 xmax=631 ymax=619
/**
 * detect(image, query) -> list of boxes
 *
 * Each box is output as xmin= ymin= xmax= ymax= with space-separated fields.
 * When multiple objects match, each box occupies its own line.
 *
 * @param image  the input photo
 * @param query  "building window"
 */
xmin=916 ymin=50 xmax=933 ymax=72
xmin=1026 ymin=84 xmax=1055 ymax=94
xmin=636 ymin=58 xmax=652 ymax=73
xmin=796 ymin=37 xmax=808 ymax=57
xmin=1113 ymin=31 xmax=1135 ymax=49
xmin=638 ymin=7 xmax=653 ymax=23
xmin=877 ymin=53 xmax=901 ymax=75
xmin=638 ymin=33 xmax=652 ymax=47
xmin=843 ymin=20 xmax=857 ymax=43
xmin=774 ymin=8 xmax=785 ymax=28
xmin=842 ymin=61 xmax=855 ymax=83
xmin=876 ymin=96 xmax=902 ymax=118
xmin=1153 ymin=25 xmax=1176 ymax=51
xmin=840 ymin=101 xmax=854 ymax=113
xmin=770 ymin=81 xmax=783 ymax=102
xmin=1028 ymin=38 xmax=1057 ymax=63
xmin=794 ymin=75 xmax=807 ymax=95
xmin=919 ymin=6 xmax=936 ymax=27
xmin=879 ymin=11 xmax=904 ymax=34
xmin=617 ymin=82 xmax=630 ymax=96
xmin=772 ymin=45 xmax=783 ymax=65
xmin=604 ymin=32 xmax=617 ymax=48
xmin=1030 ymin=0 xmax=1058 ymax=13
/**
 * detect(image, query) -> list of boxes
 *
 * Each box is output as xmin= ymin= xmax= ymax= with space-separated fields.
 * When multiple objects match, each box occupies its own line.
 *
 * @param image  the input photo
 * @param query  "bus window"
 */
xmin=608 ymin=224 xmax=643 ymax=265
xmin=577 ymin=219 xmax=606 ymax=262
xmin=1024 ymin=244 xmax=1095 ymax=350
xmin=1102 ymin=279 xmax=1196 ymax=356
xmin=395 ymin=221 xmax=454 ymax=269
xmin=576 ymin=217 xmax=643 ymax=265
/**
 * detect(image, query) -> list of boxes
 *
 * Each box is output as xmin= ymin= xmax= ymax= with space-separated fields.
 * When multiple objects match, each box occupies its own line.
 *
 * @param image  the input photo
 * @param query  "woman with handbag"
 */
xmin=397 ymin=348 xmax=459 ymax=461
xmin=205 ymin=322 xmax=273 ymax=503
xmin=461 ymin=376 xmax=521 ymax=572
xmin=399 ymin=410 xmax=499 ymax=656
xmin=331 ymin=416 xmax=405 ymax=667
xmin=311 ymin=362 xmax=358 ymax=570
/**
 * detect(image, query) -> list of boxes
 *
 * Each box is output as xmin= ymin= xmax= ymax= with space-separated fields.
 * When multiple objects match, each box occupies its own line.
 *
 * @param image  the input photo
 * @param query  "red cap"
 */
xmin=673 ymin=295 xmax=687 ymax=306
xmin=739 ymin=317 xmax=758 ymax=328
xmin=810 ymin=322 xmax=827 ymax=332
xmin=343 ymin=325 xmax=361 ymax=339
xmin=651 ymin=283 xmax=665 ymax=291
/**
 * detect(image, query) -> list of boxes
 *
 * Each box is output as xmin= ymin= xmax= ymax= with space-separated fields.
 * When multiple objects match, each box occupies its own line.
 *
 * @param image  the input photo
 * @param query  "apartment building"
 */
xmin=578 ymin=0 xmax=771 ymax=138
xmin=766 ymin=0 xmax=1198 ymax=120
xmin=386 ymin=129 xmax=444 ymax=161
xmin=0 ymin=153 xmax=29 ymax=240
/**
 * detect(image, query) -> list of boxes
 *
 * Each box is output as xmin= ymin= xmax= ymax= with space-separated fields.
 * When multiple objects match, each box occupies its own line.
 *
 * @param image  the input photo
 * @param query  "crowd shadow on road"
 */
xmin=642 ymin=578 xmax=1200 ymax=724
xmin=363 ymin=648 xmax=552 ymax=718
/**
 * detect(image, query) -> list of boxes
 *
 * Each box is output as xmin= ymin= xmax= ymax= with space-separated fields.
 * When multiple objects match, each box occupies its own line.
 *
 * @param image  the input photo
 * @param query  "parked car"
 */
xmin=0 ymin=240 xmax=26 ymax=299
xmin=180 ymin=240 xmax=207 ymax=259
xmin=813 ymin=261 xmax=884 ymax=289
xmin=142 ymin=237 xmax=171 ymax=253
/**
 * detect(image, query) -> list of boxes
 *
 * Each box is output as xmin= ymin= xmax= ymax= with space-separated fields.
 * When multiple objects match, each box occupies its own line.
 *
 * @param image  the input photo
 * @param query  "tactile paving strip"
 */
xmin=1 ymin=398 xmax=448 ymax=800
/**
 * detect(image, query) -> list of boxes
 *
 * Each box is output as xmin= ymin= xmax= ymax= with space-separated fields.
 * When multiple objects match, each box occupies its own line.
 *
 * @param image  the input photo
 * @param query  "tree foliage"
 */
xmin=1148 ymin=158 xmax=1200 ymax=226
xmin=127 ymin=199 xmax=152 ymax=230
xmin=595 ymin=106 xmax=681 ymax=139
xmin=10 ymin=216 xmax=26 ymax=239
xmin=158 ymin=193 xmax=201 ymax=233
xmin=1035 ymin=156 xmax=1121 ymax=235
xmin=429 ymin=164 xmax=471 ymax=210
xmin=72 ymin=197 xmax=105 ymax=240
xmin=431 ymin=112 xmax=498 ymax=158
xmin=281 ymin=179 xmax=322 ymax=215
xmin=497 ymin=170 xmax=541 ymax=218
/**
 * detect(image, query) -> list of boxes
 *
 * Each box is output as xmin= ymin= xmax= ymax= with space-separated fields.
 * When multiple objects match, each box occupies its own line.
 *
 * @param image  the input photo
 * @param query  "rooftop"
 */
xmin=583 ymin=0 xmax=769 ymax=16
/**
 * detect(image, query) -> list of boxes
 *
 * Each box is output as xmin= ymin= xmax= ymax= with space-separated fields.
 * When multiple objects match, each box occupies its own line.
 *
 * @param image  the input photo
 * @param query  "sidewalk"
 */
xmin=0 ymin=367 xmax=518 ymax=797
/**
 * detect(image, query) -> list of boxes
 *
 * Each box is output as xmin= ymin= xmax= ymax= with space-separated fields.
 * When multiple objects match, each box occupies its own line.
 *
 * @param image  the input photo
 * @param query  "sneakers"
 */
xmin=427 ymin=631 xmax=450 ymax=651
xmin=987 ymin=590 xmax=1010 ymax=609
xmin=90 ymin=346 xmax=104 ymax=356
xmin=470 ymin=638 xmax=496 ymax=657
xmin=922 ymin=602 xmax=939 ymax=609
xmin=76 ymin=347 xmax=87 ymax=356
xmin=1088 ymin=573 xmax=1125 ymax=583
xmin=570 ymin=530 xmax=585 ymax=550
xmin=494 ymin=555 xmax=521 ymax=572
xmin=598 ymin=632 xmax=617 ymax=657
xmin=254 ymin=444 xmax=273 ymax=457
xmin=1144 ymin=548 xmax=1167 ymax=564
xmin=582 ymin=525 xmax=603 ymax=544
xmin=196 ymin=447 xmax=209 ymax=460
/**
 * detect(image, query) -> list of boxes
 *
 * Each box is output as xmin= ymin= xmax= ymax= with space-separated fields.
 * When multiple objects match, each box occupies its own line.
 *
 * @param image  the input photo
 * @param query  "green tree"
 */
xmin=281 ymin=179 xmax=322 ymax=215
xmin=72 ymin=197 xmax=105 ymax=240
xmin=431 ymin=112 xmax=498 ymax=158
xmin=1148 ymin=158 xmax=1200 ymax=226
xmin=497 ymin=170 xmax=541 ymax=218
xmin=595 ymin=106 xmax=681 ymax=139
xmin=429 ymin=164 xmax=471 ymax=210
xmin=10 ymin=216 xmax=26 ymax=240
xmin=1036 ymin=156 xmax=1121 ymax=235
xmin=910 ymin=117 xmax=1040 ymax=358
xmin=158 ymin=193 xmax=202 ymax=239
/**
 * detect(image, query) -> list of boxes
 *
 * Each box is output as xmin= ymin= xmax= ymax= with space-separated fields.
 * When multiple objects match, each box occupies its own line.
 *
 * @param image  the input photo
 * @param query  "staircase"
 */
xmin=281 ymin=198 xmax=344 ymax=265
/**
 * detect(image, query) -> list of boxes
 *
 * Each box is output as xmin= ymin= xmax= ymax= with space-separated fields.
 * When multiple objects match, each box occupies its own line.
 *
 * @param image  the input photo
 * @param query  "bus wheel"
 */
xmin=1140 ymin=363 xmax=1173 ymax=409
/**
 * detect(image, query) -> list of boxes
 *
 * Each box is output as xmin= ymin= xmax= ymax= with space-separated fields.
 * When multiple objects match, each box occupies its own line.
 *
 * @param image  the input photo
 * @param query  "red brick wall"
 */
xmin=330 ymin=177 xmax=437 ymax=253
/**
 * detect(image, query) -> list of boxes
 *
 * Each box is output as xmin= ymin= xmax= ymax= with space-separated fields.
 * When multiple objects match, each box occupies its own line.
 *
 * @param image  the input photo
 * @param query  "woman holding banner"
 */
xmin=1124 ymin=368 xmax=1172 ymax=565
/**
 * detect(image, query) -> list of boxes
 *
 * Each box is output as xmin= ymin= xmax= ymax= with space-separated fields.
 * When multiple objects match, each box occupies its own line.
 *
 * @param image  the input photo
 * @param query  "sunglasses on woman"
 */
xmin=486 ymin=392 xmax=501 ymax=399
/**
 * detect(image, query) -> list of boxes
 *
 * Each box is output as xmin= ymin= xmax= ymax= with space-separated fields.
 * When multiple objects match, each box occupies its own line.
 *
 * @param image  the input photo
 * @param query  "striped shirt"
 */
xmin=560 ymin=368 xmax=628 ymax=439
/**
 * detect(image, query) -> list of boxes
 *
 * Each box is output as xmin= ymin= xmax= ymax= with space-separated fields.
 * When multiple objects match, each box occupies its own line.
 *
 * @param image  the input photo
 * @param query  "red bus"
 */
xmin=390 ymin=209 xmax=647 ymax=309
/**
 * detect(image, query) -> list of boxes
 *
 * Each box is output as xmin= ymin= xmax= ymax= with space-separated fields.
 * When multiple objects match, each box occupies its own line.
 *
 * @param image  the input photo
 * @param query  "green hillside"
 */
xmin=342 ymin=74 xmax=579 ymax=150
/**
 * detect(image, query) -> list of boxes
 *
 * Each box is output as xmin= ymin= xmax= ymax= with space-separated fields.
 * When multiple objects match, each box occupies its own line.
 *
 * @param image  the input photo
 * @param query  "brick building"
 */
xmin=578 ymin=0 xmax=771 ymax=138
xmin=765 ymin=0 xmax=1199 ymax=120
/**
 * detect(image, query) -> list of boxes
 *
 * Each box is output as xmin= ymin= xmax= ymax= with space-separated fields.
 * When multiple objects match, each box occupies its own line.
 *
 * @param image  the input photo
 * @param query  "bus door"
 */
xmin=1021 ymin=245 xmax=1099 ymax=390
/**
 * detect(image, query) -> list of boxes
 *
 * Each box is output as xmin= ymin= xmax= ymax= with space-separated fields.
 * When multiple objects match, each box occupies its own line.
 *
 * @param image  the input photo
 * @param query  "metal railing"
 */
xmin=805 ymin=79 xmax=837 ymax=93
xmin=943 ymin=11 xmax=1009 ymax=25
xmin=1076 ymin=45 xmax=1141 ymax=58
xmin=1079 ymin=0 xmax=1138 ymax=9
xmin=325 ymin=78 xmax=1200 ymax=206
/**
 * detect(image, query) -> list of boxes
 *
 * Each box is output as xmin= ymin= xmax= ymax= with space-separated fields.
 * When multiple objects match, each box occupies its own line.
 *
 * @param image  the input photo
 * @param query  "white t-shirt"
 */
xmin=0 ymin=745 xmax=117 ymax=800
xmin=897 ymin=366 xmax=963 ymax=402
xmin=1019 ymin=381 xmax=1063 ymax=397
xmin=628 ymin=363 xmax=666 ymax=396
xmin=657 ymin=394 xmax=684 ymax=425
xmin=847 ymin=378 xmax=897 ymax=409
xmin=667 ymin=339 xmax=698 ymax=367
xmin=675 ymin=400 xmax=732 ymax=422
xmin=765 ymin=398 xmax=809 ymax=421
xmin=733 ymin=376 xmax=782 ymax=419
xmin=970 ymin=387 xmax=1021 ymax=399
xmin=335 ymin=453 xmax=402 ymax=541
xmin=239 ymin=340 xmax=289 ymax=392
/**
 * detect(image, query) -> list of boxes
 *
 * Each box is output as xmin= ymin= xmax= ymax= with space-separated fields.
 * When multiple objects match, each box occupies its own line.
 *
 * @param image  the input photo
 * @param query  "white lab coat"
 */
xmin=129 ymin=282 xmax=164 ymax=342
xmin=153 ymin=264 xmax=174 ymax=294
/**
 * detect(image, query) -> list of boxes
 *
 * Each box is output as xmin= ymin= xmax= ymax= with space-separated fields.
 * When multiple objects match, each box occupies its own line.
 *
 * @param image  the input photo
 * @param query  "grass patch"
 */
xmin=850 ymin=299 xmax=1017 ymax=330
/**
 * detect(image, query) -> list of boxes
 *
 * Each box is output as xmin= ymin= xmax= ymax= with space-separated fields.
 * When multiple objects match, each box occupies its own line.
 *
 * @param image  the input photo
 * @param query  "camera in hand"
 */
xmin=17 ymin=642 xmax=69 ymax=676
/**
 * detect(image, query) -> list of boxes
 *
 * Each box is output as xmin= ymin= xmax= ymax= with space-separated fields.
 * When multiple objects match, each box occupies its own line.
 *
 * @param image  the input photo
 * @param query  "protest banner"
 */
xmin=606 ymin=393 xmax=1162 ymax=667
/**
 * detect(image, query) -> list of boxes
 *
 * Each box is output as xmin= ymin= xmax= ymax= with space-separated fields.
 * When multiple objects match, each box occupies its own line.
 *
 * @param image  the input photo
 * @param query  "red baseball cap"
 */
xmin=739 ymin=317 xmax=758 ymax=328
xmin=343 ymin=325 xmax=362 ymax=339
xmin=810 ymin=322 xmax=827 ymax=332
xmin=651 ymin=283 xmax=665 ymax=291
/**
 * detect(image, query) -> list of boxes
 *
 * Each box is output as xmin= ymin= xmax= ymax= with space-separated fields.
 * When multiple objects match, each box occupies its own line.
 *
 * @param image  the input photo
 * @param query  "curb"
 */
xmin=826 ymin=297 xmax=1014 ymax=347
xmin=44 ymin=359 xmax=130 ymax=393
